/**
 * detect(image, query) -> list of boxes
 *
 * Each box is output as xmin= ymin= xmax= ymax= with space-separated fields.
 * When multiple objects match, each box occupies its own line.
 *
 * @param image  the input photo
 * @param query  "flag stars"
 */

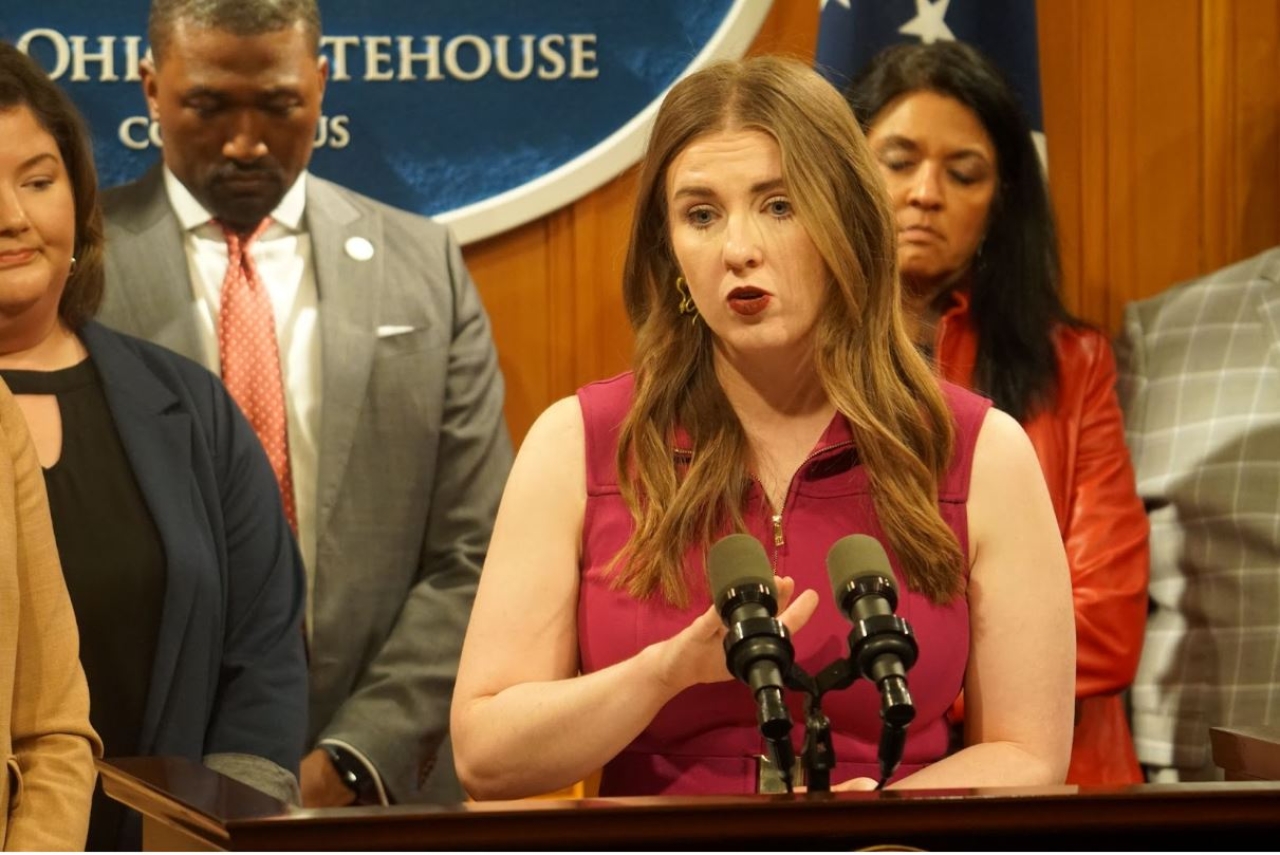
xmin=899 ymin=0 xmax=956 ymax=44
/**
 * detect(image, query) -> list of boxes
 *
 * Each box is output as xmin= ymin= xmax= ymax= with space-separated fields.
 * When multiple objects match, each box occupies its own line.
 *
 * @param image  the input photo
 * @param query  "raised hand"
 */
xmin=650 ymin=576 xmax=819 ymax=696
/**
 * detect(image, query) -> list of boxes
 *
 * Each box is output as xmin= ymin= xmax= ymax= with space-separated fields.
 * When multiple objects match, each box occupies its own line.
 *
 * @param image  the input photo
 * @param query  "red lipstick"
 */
xmin=727 ymin=286 xmax=771 ymax=316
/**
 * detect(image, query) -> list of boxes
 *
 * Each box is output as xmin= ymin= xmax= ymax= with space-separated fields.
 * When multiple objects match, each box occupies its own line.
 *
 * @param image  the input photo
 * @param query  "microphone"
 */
xmin=826 ymin=535 xmax=919 ymax=785
xmin=707 ymin=534 xmax=797 ymax=791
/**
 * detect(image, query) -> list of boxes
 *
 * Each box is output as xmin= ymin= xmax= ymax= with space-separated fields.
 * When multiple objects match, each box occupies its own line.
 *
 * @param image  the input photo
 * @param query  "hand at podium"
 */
xmin=830 ymin=777 xmax=878 ymax=792
xmin=794 ymin=776 xmax=878 ymax=794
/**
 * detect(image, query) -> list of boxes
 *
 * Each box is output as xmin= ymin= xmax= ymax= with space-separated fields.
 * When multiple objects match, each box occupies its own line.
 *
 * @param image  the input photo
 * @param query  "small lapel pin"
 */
xmin=345 ymin=236 xmax=374 ymax=261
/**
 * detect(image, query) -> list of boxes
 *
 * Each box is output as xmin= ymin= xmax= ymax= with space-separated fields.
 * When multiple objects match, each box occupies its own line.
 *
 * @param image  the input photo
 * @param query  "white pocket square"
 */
xmin=376 ymin=324 xmax=416 ymax=338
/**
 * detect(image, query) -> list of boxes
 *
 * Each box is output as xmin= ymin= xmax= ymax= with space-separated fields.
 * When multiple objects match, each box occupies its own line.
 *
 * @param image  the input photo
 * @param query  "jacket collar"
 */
xmin=934 ymin=285 xmax=980 ymax=390
xmin=938 ymin=283 xmax=972 ymax=321
xmin=304 ymin=175 xmax=382 ymax=536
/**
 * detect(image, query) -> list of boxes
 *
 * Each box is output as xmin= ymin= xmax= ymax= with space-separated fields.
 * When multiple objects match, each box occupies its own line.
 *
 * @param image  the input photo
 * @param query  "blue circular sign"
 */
xmin=3 ymin=1 xmax=772 ymax=243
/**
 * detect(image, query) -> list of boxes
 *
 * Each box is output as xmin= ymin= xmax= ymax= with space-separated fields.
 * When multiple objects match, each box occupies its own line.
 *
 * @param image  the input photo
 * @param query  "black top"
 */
xmin=0 ymin=359 xmax=166 ymax=851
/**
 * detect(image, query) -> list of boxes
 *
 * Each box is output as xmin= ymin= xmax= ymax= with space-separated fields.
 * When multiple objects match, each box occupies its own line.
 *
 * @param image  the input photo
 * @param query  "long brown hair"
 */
xmin=615 ymin=55 xmax=963 ymax=606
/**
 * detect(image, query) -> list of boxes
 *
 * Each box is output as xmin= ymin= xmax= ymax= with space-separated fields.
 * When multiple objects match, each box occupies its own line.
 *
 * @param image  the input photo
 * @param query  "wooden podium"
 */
xmin=1210 ymin=724 xmax=1280 ymax=781
xmin=99 ymin=756 xmax=1280 ymax=851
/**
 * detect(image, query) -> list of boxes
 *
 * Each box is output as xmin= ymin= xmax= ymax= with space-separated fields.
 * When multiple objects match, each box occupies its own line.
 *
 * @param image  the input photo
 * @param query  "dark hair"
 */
xmin=0 ymin=41 xmax=103 ymax=328
xmin=149 ymin=0 xmax=322 ymax=65
xmin=846 ymin=41 xmax=1080 ymax=422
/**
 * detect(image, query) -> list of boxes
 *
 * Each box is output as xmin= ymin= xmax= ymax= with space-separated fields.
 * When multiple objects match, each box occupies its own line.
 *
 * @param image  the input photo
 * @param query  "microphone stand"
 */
xmin=800 ymin=700 xmax=834 ymax=793
xmin=785 ymin=641 xmax=914 ymax=792
xmin=784 ymin=658 xmax=857 ymax=793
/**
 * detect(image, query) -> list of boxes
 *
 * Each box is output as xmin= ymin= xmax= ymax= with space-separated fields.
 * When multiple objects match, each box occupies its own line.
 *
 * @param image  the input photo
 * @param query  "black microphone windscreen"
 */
xmin=707 ymin=534 xmax=776 ymax=609
xmin=825 ymin=534 xmax=896 ymax=602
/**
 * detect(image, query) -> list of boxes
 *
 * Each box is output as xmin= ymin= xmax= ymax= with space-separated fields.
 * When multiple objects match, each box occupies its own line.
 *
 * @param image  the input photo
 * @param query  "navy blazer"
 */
xmin=80 ymin=322 xmax=307 ymax=824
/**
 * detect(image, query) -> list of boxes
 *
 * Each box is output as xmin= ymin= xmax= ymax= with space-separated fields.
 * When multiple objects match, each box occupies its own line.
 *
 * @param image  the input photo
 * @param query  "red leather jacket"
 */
xmin=936 ymin=289 xmax=1149 ymax=785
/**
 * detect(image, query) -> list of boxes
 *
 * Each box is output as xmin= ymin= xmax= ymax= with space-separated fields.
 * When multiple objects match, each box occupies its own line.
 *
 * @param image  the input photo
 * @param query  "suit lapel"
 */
xmin=80 ymin=323 xmax=199 ymax=754
xmin=103 ymin=166 xmax=206 ymax=365
xmin=306 ymin=177 xmax=381 ymax=536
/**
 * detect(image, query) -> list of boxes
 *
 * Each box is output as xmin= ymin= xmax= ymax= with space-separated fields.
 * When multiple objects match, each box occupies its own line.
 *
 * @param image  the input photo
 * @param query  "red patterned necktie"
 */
xmin=217 ymin=218 xmax=298 ymax=531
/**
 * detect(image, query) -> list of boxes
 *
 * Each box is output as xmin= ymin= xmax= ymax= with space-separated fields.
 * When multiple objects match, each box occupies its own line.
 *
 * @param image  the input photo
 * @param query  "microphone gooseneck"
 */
xmin=708 ymin=534 xmax=797 ymax=792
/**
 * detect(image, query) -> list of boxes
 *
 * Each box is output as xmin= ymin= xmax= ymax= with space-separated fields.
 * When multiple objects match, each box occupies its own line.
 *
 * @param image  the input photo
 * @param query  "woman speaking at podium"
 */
xmin=451 ymin=55 xmax=1074 ymax=799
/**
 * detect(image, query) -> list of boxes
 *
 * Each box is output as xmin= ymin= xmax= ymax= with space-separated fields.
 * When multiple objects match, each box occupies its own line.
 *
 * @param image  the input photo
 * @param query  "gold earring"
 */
xmin=675 ymin=276 xmax=698 ymax=319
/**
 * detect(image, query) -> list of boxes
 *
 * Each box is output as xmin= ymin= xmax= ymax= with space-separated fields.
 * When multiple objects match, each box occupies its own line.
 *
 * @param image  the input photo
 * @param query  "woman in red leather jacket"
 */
xmin=846 ymin=41 xmax=1150 ymax=785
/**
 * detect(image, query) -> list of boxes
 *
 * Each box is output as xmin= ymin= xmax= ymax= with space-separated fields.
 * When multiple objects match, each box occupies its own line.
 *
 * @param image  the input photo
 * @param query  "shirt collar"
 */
xmin=671 ymin=408 xmax=855 ymax=459
xmin=162 ymin=166 xmax=308 ymax=233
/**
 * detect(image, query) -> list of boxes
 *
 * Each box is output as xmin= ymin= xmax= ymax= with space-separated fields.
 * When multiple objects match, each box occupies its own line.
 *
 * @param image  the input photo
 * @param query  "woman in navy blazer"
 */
xmin=0 ymin=42 xmax=306 ymax=850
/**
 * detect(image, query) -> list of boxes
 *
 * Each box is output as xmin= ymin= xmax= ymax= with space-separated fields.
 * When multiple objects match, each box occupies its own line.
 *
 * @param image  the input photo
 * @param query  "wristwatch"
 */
xmin=323 ymin=744 xmax=381 ymax=805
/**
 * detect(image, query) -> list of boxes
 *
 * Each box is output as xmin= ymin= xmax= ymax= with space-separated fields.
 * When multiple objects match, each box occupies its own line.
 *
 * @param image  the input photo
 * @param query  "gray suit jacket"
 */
xmin=99 ymin=165 xmax=513 ymax=803
xmin=1116 ymin=245 xmax=1280 ymax=775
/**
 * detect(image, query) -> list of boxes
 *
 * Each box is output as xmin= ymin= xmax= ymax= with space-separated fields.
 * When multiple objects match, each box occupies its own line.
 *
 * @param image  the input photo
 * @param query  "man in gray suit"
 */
xmin=99 ymin=0 xmax=513 ymax=806
xmin=1117 ymin=246 xmax=1280 ymax=782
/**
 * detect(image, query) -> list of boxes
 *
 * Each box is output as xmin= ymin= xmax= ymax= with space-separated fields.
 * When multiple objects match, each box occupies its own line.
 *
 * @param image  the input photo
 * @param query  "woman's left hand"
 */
xmin=829 ymin=776 xmax=878 ymax=792
xmin=794 ymin=775 xmax=877 ymax=794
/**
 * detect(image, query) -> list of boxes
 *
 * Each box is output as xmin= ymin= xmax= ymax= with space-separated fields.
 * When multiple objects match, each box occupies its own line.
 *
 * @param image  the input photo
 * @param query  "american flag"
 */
xmin=815 ymin=0 xmax=1044 ymax=139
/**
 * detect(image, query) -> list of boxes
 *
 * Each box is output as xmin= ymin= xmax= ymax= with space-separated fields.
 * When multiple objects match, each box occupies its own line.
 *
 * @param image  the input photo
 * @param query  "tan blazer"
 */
xmin=0 ymin=379 xmax=100 ymax=850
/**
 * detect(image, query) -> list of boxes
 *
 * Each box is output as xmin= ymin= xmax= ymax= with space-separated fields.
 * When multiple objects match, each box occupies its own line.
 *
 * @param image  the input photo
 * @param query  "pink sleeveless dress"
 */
xmin=577 ymin=372 xmax=991 ymax=796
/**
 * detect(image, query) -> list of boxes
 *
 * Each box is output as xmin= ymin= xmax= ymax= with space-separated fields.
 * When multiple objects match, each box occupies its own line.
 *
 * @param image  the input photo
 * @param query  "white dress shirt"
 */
xmin=162 ymin=168 xmax=322 ymax=628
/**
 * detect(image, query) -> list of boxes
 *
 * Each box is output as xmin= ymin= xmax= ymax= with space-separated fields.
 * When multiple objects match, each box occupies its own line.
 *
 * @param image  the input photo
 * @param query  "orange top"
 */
xmin=936 ymin=289 xmax=1150 ymax=785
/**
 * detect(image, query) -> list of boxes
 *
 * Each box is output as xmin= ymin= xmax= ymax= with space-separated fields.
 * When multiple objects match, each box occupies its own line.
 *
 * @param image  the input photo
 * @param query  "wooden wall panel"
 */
xmin=1203 ymin=0 xmax=1280 ymax=272
xmin=464 ymin=1 xmax=1280 ymax=447
xmin=1131 ymin=2 xmax=1201 ymax=321
xmin=559 ymin=170 xmax=637 ymax=392
xmin=1042 ymin=0 xmax=1280 ymax=331
xmin=463 ymin=217 xmax=553 ymax=444
xmin=1037 ymin=0 xmax=1085 ymax=319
